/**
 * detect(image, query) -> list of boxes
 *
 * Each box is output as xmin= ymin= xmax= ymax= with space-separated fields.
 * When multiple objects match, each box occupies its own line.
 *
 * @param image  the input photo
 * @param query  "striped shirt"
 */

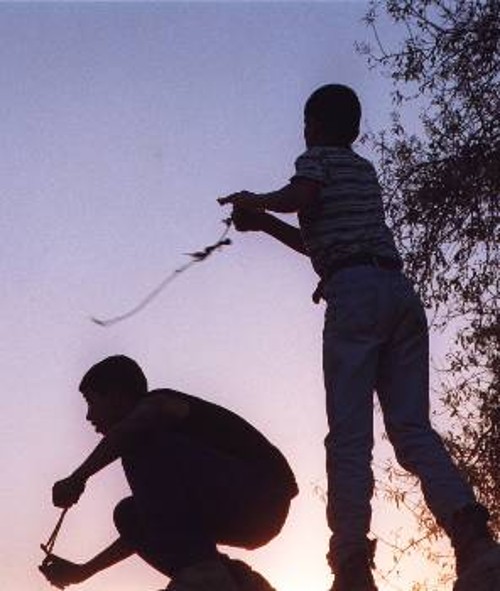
xmin=292 ymin=146 xmax=401 ymax=277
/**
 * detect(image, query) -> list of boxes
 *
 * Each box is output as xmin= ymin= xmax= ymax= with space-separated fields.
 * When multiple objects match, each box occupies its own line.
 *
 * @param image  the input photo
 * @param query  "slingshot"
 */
xmin=40 ymin=508 xmax=68 ymax=561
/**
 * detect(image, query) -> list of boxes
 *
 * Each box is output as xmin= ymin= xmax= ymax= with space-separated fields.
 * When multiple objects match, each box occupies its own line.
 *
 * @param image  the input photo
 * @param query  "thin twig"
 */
xmin=91 ymin=217 xmax=232 ymax=327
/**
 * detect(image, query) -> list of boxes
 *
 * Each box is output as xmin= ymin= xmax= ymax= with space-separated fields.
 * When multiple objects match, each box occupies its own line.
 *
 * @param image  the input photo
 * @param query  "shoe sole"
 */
xmin=223 ymin=557 xmax=277 ymax=591
xmin=454 ymin=546 xmax=500 ymax=591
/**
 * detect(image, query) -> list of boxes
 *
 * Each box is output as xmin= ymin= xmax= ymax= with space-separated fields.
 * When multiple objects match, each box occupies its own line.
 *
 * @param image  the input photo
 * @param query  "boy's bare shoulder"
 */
xmin=140 ymin=389 xmax=190 ymax=422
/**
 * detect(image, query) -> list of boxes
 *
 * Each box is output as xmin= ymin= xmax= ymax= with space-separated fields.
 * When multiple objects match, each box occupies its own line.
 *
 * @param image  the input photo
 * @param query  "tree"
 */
xmin=358 ymin=0 xmax=499 ymax=586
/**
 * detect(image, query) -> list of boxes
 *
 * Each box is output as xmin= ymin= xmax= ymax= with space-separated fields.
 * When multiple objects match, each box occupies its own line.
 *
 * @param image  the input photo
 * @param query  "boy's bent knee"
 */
xmin=113 ymin=497 xmax=138 ymax=541
xmin=387 ymin=422 xmax=437 ymax=464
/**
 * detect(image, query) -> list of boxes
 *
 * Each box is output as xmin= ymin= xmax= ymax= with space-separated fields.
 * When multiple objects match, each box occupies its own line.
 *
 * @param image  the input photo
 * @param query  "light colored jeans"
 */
xmin=322 ymin=265 xmax=475 ymax=570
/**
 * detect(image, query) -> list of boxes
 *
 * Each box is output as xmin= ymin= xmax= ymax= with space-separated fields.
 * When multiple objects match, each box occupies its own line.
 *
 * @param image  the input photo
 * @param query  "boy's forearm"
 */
xmin=219 ymin=180 xmax=321 ymax=216
xmin=260 ymin=214 xmax=308 ymax=255
xmin=72 ymin=428 xmax=125 ymax=482
xmin=85 ymin=537 xmax=134 ymax=578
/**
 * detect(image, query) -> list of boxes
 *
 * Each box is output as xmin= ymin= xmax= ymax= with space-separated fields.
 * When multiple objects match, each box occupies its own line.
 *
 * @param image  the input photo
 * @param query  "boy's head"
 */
xmin=304 ymin=84 xmax=361 ymax=147
xmin=79 ymin=355 xmax=148 ymax=434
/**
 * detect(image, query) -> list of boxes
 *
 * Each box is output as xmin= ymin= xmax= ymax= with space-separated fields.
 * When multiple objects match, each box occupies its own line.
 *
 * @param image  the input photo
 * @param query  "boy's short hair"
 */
xmin=304 ymin=84 xmax=361 ymax=145
xmin=79 ymin=355 xmax=148 ymax=398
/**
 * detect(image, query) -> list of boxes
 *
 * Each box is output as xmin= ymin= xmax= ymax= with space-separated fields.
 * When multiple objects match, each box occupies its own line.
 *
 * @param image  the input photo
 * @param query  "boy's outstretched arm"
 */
xmin=232 ymin=206 xmax=307 ymax=255
xmin=40 ymin=537 xmax=133 ymax=588
xmin=218 ymin=178 xmax=322 ymax=214
xmin=219 ymin=178 xmax=322 ymax=254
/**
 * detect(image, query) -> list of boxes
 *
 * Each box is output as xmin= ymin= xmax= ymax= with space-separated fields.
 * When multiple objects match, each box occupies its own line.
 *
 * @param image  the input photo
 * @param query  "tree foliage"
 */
xmin=360 ymin=0 xmax=499 ymax=328
xmin=358 ymin=0 xmax=499 ymax=586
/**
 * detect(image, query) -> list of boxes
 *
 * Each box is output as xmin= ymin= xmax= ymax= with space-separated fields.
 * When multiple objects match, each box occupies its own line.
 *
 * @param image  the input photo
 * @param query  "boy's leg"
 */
xmin=118 ymin=433 xmax=291 ymax=580
xmin=113 ymin=496 xmax=180 ymax=577
xmin=154 ymin=434 xmax=291 ymax=551
xmin=322 ymin=268 xmax=382 ymax=573
xmin=114 ymin=497 xmax=239 ymax=591
xmin=375 ymin=275 xmax=500 ymax=582
xmin=375 ymin=273 xmax=475 ymax=534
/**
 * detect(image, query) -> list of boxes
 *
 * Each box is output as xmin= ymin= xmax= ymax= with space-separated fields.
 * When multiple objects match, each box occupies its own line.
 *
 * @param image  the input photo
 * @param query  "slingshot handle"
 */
xmin=43 ymin=508 xmax=69 ymax=556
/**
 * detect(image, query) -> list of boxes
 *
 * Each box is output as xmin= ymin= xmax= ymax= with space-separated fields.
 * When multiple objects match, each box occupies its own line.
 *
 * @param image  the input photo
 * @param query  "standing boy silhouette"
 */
xmin=40 ymin=355 xmax=297 ymax=591
xmin=218 ymin=84 xmax=499 ymax=591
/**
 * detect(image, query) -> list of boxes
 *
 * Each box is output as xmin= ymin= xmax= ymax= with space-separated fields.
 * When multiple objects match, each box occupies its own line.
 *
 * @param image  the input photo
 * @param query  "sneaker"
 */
xmin=453 ymin=546 xmax=500 ymax=591
xmin=166 ymin=558 xmax=238 ymax=591
xmin=220 ymin=554 xmax=277 ymax=591
xmin=451 ymin=503 xmax=498 ymax=577
xmin=329 ymin=541 xmax=378 ymax=591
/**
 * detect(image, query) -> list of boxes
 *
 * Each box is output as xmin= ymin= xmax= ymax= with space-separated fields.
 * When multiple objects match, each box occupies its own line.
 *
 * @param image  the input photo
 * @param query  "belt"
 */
xmin=312 ymin=254 xmax=403 ymax=304
xmin=327 ymin=254 xmax=402 ymax=274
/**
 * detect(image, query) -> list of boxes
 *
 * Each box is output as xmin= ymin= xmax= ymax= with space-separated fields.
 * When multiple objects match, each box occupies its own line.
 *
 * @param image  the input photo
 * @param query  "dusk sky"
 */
xmin=0 ymin=2 xmax=453 ymax=590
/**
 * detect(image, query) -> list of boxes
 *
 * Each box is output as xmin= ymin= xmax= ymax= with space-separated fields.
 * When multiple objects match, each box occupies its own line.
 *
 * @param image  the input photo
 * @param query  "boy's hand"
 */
xmin=39 ymin=553 xmax=91 ymax=589
xmin=52 ymin=474 xmax=86 ymax=509
xmin=232 ymin=205 xmax=267 ymax=232
xmin=218 ymin=191 xmax=263 ymax=210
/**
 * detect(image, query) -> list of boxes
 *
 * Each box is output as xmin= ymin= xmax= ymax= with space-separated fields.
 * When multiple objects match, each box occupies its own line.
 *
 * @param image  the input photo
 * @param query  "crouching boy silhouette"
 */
xmin=40 ymin=355 xmax=297 ymax=591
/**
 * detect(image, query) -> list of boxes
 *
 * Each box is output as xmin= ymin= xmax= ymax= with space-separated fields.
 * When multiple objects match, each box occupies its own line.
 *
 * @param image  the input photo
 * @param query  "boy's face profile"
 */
xmin=82 ymin=387 xmax=132 ymax=435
